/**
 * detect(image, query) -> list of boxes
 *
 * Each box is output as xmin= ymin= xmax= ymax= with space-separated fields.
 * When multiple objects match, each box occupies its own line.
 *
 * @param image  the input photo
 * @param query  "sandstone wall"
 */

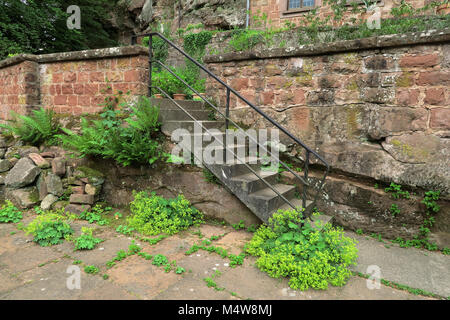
xmin=204 ymin=29 xmax=449 ymax=240
xmin=0 ymin=47 xmax=149 ymax=119
xmin=0 ymin=57 xmax=40 ymax=120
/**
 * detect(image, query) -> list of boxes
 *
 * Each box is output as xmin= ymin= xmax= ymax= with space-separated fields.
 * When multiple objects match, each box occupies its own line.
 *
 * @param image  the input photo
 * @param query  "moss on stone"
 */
xmin=395 ymin=72 xmax=414 ymax=87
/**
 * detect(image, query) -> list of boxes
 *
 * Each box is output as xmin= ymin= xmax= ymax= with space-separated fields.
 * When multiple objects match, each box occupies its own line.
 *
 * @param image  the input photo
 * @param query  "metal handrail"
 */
xmin=131 ymin=32 xmax=330 ymax=217
xmin=153 ymin=84 xmax=299 ymax=212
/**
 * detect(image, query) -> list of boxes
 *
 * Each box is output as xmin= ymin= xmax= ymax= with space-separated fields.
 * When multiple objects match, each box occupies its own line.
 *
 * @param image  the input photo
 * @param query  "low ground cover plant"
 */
xmin=74 ymin=227 xmax=103 ymax=250
xmin=0 ymin=201 xmax=23 ymax=223
xmin=246 ymin=208 xmax=358 ymax=291
xmin=127 ymin=191 xmax=204 ymax=236
xmin=24 ymin=211 xmax=74 ymax=247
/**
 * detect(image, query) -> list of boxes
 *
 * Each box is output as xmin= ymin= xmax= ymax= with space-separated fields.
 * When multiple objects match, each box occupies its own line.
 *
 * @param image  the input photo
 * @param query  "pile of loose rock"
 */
xmin=0 ymin=135 xmax=105 ymax=214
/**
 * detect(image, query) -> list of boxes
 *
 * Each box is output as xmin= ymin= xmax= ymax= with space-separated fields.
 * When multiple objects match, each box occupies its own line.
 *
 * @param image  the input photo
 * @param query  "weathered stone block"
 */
xmin=41 ymin=194 xmax=59 ymax=211
xmin=0 ymin=159 xmax=12 ymax=172
xmin=65 ymin=204 xmax=92 ymax=215
xmin=69 ymin=194 xmax=94 ymax=205
xmin=28 ymin=153 xmax=50 ymax=168
xmin=5 ymin=158 xmax=40 ymax=189
xmin=45 ymin=173 xmax=63 ymax=197
xmin=52 ymin=157 xmax=66 ymax=176
xmin=5 ymin=187 xmax=39 ymax=209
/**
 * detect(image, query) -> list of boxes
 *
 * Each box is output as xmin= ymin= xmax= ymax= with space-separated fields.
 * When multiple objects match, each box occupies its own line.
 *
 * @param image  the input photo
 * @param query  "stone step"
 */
xmin=248 ymin=183 xmax=297 ymax=220
xmin=162 ymin=120 xmax=225 ymax=135
xmin=230 ymin=170 xmax=279 ymax=194
xmin=159 ymin=109 xmax=210 ymax=122
xmin=208 ymin=156 xmax=261 ymax=179
xmin=151 ymin=98 xmax=206 ymax=111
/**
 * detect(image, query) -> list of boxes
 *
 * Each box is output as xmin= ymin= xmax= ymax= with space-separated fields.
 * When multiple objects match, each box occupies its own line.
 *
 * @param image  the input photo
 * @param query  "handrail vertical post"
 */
xmin=148 ymin=35 xmax=153 ymax=97
xmin=302 ymin=150 xmax=310 ymax=215
xmin=225 ymin=88 xmax=231 ymax=130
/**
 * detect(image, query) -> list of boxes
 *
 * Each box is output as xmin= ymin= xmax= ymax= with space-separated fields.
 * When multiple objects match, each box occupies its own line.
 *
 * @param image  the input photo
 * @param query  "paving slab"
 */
xmin=105 ymin=255 xmax=183 ymax=300
xmin=348 ymin=232 xmax=450 ymax=297
xmin=214 ymin=258 xmax=430 ymax=300
xmin=153 ymin=274 xmax=235 ymax=300
xmin=0 ymin=259 xmax=103 ymax=300
xmin=0 ymin=242 xmax=63 ymax=273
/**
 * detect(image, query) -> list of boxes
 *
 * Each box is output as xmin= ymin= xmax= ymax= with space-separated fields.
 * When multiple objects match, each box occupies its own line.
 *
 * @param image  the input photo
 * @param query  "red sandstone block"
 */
xmin=84 ymin=83 xmax=99 ymax=95
xmin=115 ymin=58 xmax=131 ymax=70
xmin=230 ymin=78 xmax=249 ymax=91
xmin=293 ymin=89 xmax=306 ymax=105
xmin=396 ymin=89 xmax=420 ymax=106
xmin=97 ymin=60 xmax=111 ymax=70
xmin=261 ymin=91 xmax=274 ymax=105
xmin=64 ymin=73 xmax=77 ymax=83
xmin=52 ymin=73 xmax=63 ymax=83
xmin=98 ymin=84 xmax=113 ymax=94
xmin=62 ymin=84 xmax=73 ymax=95
xmin=128 ymin=83 xmax=146 ymax=95
xmin=399 ymin=54 xmax=439 ymax=68
xmin=74 ymin=84 xmax=85 ymax=95
xmin=91 ymin=96 xmax=105 ymax=107
xmin=113 ymin=83 xmax=129 ymax=93
xmin=89 ymin=71 xmax=105 ymax=83
xmin=78 ymin=72 xmax=89 ymax=83
xmin=130 ymin=56 xmax=148 ymax=68
xmin=72 ymin=106 xmax=83 ymax=115
xmin=67 ymin=95 xmax=78 ymax=106
xmin=54 ymin=95 xmax=67 ymax=105
xmin=80 ymin=61 xmax=97 ymax=72
xmin=424 ymin=88 xmax=445 ymax=105
xmin=106 ymin=71 xmax=122 ymax=82
xmin=124 ymin=70 xmax=141 ymax=82
xmin=78 ymin=95 xmax=91 ymax=106
xmin=416 ymin=71 xmax=450 ymax=86
xmin=430 ymin=108 xmax=449 ymax=130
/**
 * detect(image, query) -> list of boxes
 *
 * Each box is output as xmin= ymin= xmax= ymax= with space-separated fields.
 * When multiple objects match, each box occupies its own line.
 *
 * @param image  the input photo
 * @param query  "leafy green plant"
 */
xmin=74 ymin=227 xmax=103 ymax=250
xmin=385 ymin=183 xmax=410 ymax=199
xmin=84 ymin=265 xmax=99 ymax=274
xmin=390 ymin=204 xmax=401 ymax=217
xmin=0 ymin=201 xmax=23 ymax=223
xmin=79 ymin=205 xmax=109 ymax=225
xmin=203 ymin=168 xmax=220 ymax=184
xmin=232 ymin=220 xmax=245 ymax=230
xmin=0 ymin=107 xmax=60 ymax=146
xmin=246 ymin=208 xmax=358 ymax=290
xmin=127 ymin=191 xmax=204 ymax=236
xmin=58 ymin=94 xmax=162 ymax=167
xmin=25 ymin=212 xmax=73 ymax=247
xmin=152 ymin=254 xmax=169 ymax=267
xmin=116 ymin=225 xmax=135 ymax=235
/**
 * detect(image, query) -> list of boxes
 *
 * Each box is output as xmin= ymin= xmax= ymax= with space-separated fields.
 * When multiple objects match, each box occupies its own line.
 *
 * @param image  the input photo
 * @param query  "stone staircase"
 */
xmin=152 ymin=98 xmax=332 ymax=227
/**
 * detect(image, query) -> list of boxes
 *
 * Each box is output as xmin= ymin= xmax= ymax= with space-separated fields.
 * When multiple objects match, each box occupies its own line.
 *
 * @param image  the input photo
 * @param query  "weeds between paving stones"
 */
xmin=185 ymin=233 xmax=247 ymax=268
xmin=105 ymin=240 xmax=186 ymax=275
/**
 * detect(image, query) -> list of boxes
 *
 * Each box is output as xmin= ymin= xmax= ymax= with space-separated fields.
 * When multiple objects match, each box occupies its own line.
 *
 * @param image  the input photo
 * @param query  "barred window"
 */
xmin=288 ymin=0 xmax=315 ymax=10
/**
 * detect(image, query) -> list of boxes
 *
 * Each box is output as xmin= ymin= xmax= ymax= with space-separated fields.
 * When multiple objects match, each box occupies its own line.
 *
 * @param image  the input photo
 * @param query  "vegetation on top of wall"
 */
xmin=58 ymin=93 xmax=163 ymax=167
xmin=297 ymin=14 xmax=450 ymax=45
xmin=204 ymin=2 xmax=450 ymax=54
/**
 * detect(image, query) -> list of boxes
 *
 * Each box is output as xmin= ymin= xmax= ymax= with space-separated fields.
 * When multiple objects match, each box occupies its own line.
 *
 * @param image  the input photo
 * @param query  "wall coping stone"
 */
xmin=204 ymin=28 xmax=450 ymax=63
xmin=0 ymin=45 xmax=149 ymax=69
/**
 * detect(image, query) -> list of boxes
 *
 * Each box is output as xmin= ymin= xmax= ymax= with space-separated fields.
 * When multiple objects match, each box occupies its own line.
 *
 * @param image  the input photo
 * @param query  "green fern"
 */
xmin=0 ymin=108 xmax=60 ymax=146
xmin=57 ymin=95 xmax=162 ymax=166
